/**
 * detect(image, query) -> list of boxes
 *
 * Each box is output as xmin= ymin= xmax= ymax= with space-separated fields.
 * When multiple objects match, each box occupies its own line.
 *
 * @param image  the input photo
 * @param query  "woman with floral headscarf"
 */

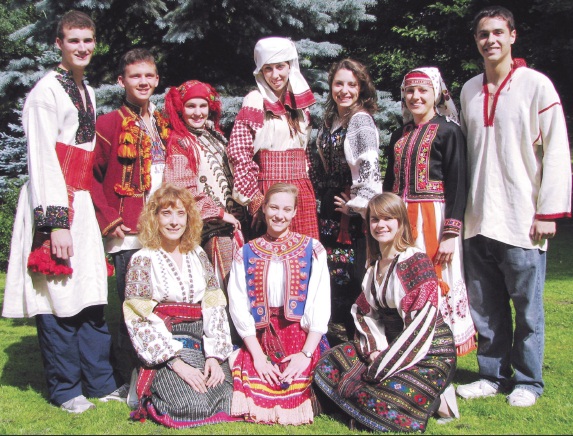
xmin=383 ymin=68 xmax=476 ymax=356
xmin=227 ymin=37 xmax=319 ymax=239
xmin=164 ymin=80 xmax=246 ymax=289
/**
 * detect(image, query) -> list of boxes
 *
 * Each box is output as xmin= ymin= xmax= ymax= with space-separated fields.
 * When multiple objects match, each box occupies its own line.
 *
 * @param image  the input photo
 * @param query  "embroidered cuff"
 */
xmin=247 ymin=193 xmax=264 ymax=215
xmin=443 ymin=218 xmax=462 ymax=235
xmin=102 ymin=217 xmax=124 ymax=237
xmin=34 ymin=205 xmax=70 ymax=230
xmin=205 ymin=355 xmax=225 ymax=364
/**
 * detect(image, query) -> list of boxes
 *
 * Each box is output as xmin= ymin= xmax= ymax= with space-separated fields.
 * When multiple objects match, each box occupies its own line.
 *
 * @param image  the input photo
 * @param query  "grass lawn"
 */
xmin=1 ymin=221 xmax=572 ymax=434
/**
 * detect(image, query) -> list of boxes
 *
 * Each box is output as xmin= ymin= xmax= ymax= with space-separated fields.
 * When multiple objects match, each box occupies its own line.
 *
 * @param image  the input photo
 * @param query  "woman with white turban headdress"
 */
xmin=383 ymin=67 xmax=476 ymax=357
xmin=228 ymin=37 xmax=319 ymax=239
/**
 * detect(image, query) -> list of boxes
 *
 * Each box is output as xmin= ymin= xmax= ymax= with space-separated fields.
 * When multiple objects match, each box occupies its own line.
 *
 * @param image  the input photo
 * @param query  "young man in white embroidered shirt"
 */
xmin=456 ymin=5 xmax=571 ymax=407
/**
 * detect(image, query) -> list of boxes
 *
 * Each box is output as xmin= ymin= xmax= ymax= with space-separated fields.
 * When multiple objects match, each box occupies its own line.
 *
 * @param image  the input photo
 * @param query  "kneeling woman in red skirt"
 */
xmin=227 ymin=183 xmax=331 ymax=425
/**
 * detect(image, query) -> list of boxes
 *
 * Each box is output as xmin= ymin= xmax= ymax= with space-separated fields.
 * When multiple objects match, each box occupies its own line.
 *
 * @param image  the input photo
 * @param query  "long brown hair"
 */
xmin=323 ymin=58 xmax=378 ymax=128
xmin=365 ymin=193 xmax=414 ymax=265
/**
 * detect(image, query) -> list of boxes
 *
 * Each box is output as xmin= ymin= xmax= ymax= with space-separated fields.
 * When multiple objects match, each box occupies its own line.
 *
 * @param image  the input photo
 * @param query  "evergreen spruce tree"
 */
xmin=1 ymin=0 xmax=399 ymax=187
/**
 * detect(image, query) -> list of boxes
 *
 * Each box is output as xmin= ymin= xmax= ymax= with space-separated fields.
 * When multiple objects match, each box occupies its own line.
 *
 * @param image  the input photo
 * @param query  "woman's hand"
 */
xmin=334 ymin=192 xmax=352 ymax=216
xmin=172 ymin=359 xmax=208 ymax=393
xmin=280 ymin=352 xmax=312 ymax=385
xmin=203 ymin=357 xmax=225 ymax=388
xmin=253 ymin=355 xmax=282 ymax=387
xmin=222 ymin=212 xmax=241 ymax=231
xmin=435 ymin=234 xmax=456 ymax=266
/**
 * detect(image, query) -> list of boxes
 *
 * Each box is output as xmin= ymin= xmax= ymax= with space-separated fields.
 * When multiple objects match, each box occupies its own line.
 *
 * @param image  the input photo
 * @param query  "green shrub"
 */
xmin=0 ymin=180 xmax=25 ymax=271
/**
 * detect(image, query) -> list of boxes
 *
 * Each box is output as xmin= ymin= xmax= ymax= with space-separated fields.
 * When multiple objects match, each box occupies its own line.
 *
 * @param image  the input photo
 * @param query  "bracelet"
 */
xmin=166 ymin=357 xmax=182 ymax=370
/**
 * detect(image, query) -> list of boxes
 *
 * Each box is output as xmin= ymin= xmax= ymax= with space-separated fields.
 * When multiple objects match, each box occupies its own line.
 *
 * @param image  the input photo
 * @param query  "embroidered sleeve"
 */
xmin=364 ymin=252 xmax=439 ymax=382
xmin=123 ymin=254 xmax=182 ymax=366
xmin=228 ymin=92 xmax=265 ymax=208
xmin=534 ymin=78 xmax=572 ymax=219
xmin=197 ymin=249 xmax=233 ymax=360
xmin=351 ymin=268 xmax=388 ymax=359
xmin=441 ymin=122 xmax=467 ymax=234
xmin=344 ymin=113 xmax=383 ymax=218
xmin=227 ymin=246 xmax=257 ymax=338
xmin=300 ymin=239 xmax=331 ymax=334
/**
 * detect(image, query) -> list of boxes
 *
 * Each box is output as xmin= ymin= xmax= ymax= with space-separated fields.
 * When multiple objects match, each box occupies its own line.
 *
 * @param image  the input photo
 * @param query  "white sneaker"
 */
xmin=507 ymin=388 xmax=537 ymax=407
xmin=60 ymin=395 xmax=96 ymax=413
xmin=99 ymin=383 xmax=129 ymax=403
xmin=456 ymin=380 xmax=499 ymax=399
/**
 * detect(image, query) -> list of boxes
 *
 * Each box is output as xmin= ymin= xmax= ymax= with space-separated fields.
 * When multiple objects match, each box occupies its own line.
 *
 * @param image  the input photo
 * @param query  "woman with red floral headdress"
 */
xmin=164 ymin=80 xmax=246 ymax=289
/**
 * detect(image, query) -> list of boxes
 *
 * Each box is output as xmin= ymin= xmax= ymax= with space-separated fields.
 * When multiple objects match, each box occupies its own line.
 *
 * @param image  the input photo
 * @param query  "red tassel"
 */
xmin=27 ymin=246 xmax=73 ymax=276
xmin=106 ymin=257 xmax=115 ymax=277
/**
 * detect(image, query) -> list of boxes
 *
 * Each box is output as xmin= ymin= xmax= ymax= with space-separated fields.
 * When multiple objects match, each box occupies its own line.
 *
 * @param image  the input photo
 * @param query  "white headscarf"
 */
xmin=400 ymin=67 xmax=459 ymax=125
xmin=253 ymin=37 xmax=315 ymax=114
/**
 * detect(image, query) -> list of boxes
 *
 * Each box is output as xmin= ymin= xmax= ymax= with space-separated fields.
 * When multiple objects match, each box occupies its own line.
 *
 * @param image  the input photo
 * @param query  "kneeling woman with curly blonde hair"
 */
xmin=124 ymin=183 xmax=238 ymax=428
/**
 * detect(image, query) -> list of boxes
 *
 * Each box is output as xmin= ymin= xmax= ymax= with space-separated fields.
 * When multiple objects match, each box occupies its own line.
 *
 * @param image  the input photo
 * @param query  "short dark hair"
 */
xmin=472 ymin=5 xmax=515 ymax=35
xmin=118 ymin=48 xmax=156 ymax=77
xmin=57 ymin=10 xmax=96 ymax=40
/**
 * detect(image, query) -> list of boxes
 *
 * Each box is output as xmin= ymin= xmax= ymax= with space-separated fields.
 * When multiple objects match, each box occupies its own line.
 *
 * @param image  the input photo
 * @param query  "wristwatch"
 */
xmin=301 ymin=350 xmax=312 ymax=358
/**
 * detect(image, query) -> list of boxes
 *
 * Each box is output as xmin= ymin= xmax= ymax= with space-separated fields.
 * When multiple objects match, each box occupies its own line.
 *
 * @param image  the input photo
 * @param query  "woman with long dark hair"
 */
xmin=309 ymin=58 xmax=383 ymax=336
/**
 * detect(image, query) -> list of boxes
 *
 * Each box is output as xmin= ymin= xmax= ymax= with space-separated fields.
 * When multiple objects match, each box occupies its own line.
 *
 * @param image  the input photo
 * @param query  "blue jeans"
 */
xmin=463 ymin=235 xmax=545 ymax=396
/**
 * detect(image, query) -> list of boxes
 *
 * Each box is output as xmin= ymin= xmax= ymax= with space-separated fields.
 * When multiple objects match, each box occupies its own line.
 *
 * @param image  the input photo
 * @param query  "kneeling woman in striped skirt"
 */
xmin=123 ymin=184 xmax=238 ymax=428
xmin=313 ymin=193 xmax=459 ymax=432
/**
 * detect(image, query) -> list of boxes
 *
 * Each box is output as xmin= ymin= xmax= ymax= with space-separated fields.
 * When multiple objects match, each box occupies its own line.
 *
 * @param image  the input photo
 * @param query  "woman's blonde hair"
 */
xmin=365 ymin=193 xmax=414 ymax=265
xmin=138 ymin=183 xmax=202 ymax=252
xmin=263 ymin=182 xmax=299 ymax=209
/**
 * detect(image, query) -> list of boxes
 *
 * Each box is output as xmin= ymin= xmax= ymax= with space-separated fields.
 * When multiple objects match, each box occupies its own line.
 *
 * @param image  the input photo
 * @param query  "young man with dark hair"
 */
xmin=457 ymin=5 xmax=571 ymax=407
xmin=91 ymin=48 xmax=169 ymax=395
xmin=2 ymin=10 xmax=121 ymax=413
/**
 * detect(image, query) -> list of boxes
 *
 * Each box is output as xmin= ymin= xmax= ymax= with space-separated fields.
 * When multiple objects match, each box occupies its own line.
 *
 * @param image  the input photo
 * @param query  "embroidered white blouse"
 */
xmin=123 ymin=246 xmax=233 ymax=366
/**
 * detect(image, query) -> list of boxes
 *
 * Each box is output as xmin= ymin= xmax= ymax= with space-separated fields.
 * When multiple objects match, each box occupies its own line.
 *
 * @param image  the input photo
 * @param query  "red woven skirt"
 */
xmin=256 ymin=148 xmax=319 ymax=239
xmin=230 ymin=308 xmax=321 ymax=425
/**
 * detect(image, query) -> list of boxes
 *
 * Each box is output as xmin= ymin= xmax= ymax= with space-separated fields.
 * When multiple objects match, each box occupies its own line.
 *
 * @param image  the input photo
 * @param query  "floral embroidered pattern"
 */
xmin=34 ymin=205 xmax=70 ymax=229
xmin=346 ymin=113 xmax=379 ymax=160
xmin=125 ymin=255 xmax=153 ymax=299
xmin=55 ymin=67 xmax=95 ymax=144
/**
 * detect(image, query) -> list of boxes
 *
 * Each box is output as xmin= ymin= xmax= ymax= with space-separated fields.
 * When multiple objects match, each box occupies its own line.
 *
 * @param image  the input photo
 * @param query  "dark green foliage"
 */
xmin=0 ymin=179 xmax=24 ymax=270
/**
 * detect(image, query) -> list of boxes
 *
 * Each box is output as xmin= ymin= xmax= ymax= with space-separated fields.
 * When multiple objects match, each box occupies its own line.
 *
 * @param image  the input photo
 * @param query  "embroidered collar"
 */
xmin=250 ymin=231 xmax=309 ymax=260
xmin=55 ymin=66 xmax=95 ymax=144
xmin=124 ymin=98 xmax=149 ymax=116
xmin=482 ymin=58 xmax=527 ymax=127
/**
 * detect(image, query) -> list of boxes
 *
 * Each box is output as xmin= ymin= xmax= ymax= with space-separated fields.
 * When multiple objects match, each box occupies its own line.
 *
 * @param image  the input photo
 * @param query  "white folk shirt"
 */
xmin=461 ymin=66 xmax=571 ymax=250
xmin=3 ymin=71 xmax=108 ymax=318
xmin=123 ymin=246 xmax=233 ymax=366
